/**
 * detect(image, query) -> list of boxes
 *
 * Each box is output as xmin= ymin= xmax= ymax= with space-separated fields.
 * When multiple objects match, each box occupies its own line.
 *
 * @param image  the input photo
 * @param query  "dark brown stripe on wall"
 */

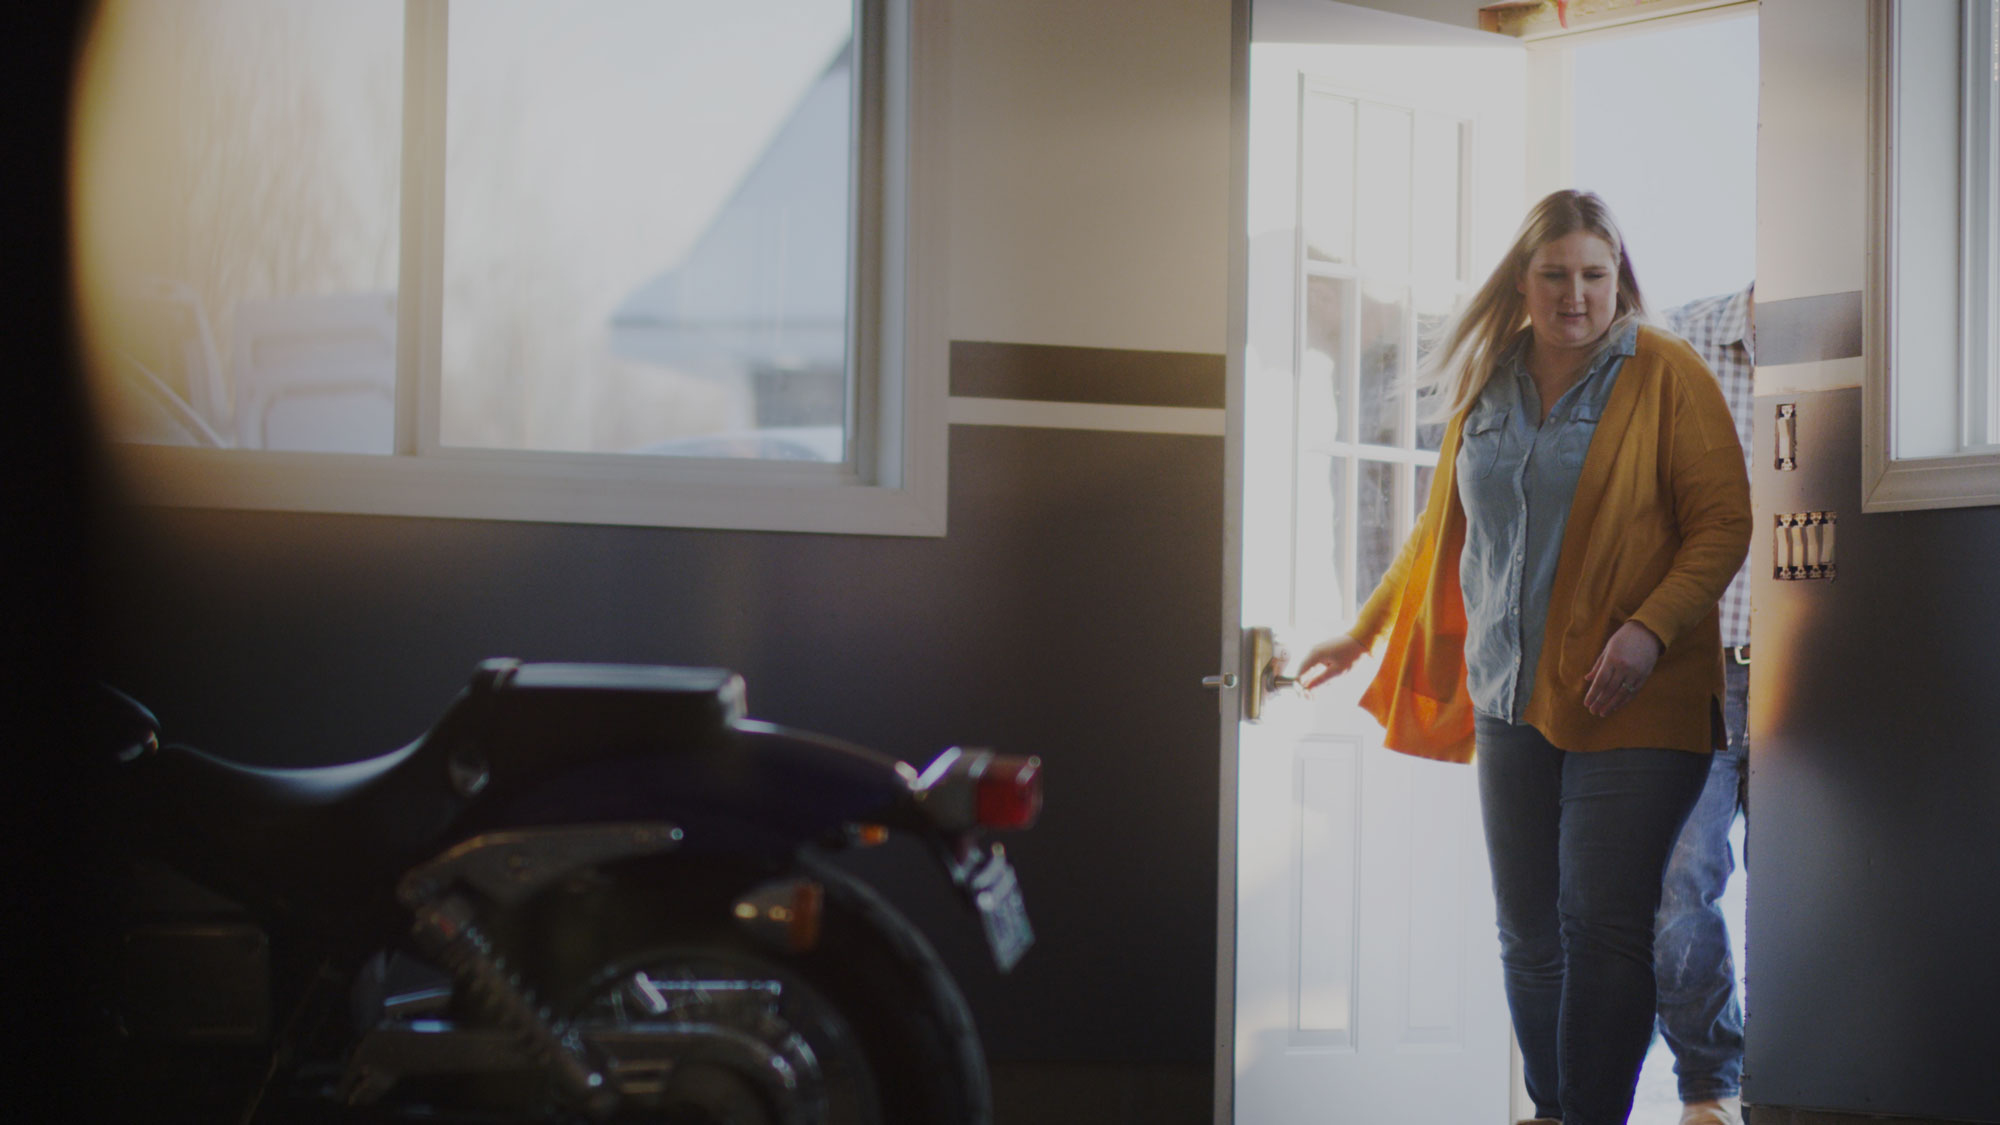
xmin=951 ymin=340 xmax=1227 ymax=409
xmin=1756 ymin=290 xmax=1864 ymax=366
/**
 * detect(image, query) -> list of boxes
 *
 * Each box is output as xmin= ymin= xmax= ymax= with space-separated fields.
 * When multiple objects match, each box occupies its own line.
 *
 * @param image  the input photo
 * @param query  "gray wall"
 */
xmin=1746 ymin=388 xmax=2000 ymax=1123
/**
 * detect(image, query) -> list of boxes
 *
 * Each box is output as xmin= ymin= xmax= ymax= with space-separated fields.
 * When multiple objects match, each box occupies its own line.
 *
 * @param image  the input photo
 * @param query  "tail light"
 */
xmin=974 ymin=754 xmax=1043 ymax=829
xmin=913 ymin=747 xmax=1045 ymax=831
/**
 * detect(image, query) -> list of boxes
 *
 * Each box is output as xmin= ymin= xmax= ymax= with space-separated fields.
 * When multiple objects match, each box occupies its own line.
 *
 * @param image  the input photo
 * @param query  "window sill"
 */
xmin=103 ymin=442 xmax=950 ymax=536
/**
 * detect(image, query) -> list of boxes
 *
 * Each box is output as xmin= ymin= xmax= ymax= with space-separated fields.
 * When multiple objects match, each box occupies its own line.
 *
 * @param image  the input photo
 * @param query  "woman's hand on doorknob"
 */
xmin=1292 ymin=634 xmax=1366 ymax=691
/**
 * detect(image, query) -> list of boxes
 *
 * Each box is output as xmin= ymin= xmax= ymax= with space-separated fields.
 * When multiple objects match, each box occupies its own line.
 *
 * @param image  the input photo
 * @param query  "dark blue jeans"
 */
xmin=1653 ymin=662 xmax=1748 ymax=1102
xmin=1475 ymin=715 xmax=1711 ymax=1125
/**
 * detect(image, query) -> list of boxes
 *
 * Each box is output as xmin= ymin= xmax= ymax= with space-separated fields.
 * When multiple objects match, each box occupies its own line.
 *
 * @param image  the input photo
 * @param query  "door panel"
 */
xmin=1233 ymin=3 xmax=1524 ymax=1121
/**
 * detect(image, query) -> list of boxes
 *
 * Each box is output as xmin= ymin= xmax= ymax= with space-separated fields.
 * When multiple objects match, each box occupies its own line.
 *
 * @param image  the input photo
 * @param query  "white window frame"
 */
xmin=1864 ymin=0 xmax=2000 ymax=512
xmin=103 ymin=0 xmax=951 ymax=536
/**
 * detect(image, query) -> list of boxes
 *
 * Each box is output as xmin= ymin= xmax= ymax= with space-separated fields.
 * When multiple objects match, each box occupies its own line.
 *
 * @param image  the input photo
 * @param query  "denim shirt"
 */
xmin=1457 ymin=321 xmax=1638 ymax=721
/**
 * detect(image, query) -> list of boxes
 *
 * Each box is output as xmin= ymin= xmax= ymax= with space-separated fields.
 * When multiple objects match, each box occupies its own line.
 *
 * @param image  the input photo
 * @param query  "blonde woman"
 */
xmin=1290 ymin=190 xmax=1750 ymax=1125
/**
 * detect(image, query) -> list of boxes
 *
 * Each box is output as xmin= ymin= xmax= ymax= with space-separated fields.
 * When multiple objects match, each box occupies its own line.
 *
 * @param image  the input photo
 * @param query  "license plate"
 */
xmin=967 ymin=845 xmax=1034 ymax=972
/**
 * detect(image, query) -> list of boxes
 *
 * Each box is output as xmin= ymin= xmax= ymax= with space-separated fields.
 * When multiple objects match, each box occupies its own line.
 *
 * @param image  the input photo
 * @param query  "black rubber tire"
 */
xmin=524 ymin=852 xmax=991 ymax=1125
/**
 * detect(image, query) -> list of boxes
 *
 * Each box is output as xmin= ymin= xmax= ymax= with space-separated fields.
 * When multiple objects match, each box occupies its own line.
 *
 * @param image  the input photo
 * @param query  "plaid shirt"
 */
xmin=1663 ymin=284 xmax=1754 ymax=647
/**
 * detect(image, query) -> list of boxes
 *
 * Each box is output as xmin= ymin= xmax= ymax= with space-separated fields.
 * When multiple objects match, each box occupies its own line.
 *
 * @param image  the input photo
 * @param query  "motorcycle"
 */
xmin=79 ymin=658 xmax=1041 ymax=1124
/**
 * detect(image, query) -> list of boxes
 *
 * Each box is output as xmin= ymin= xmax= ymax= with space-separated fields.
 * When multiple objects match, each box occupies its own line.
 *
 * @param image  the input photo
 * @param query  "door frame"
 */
xmin=1212 ymin=3 xmax=1764 ymax=1122
xmin=1213 ymin=1 xmax=1251 ymax=1119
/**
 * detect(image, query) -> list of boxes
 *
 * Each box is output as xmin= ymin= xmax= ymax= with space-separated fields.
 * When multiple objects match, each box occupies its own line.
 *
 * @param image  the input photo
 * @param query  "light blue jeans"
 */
xmin=1653 ymin=661 xmax=1748 ymax=1102
xmin=1476 ymin=715 xmax=1711 ymax=1125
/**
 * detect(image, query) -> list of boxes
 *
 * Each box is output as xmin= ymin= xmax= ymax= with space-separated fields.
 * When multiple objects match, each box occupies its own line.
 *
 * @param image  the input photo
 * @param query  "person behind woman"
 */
xmin=1290 ymin=189 xmax=1750 ymax=1125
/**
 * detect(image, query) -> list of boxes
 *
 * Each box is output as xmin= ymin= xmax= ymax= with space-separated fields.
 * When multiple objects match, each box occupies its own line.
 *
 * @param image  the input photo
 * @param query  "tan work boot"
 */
xmin=1680 ymin=1096 xmax=1743 ymax=1125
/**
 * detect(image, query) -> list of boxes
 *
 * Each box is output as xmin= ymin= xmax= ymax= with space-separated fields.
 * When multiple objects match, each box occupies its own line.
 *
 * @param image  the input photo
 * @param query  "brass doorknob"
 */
xmin=1245 ymin=626 xmax=1299 ymax=722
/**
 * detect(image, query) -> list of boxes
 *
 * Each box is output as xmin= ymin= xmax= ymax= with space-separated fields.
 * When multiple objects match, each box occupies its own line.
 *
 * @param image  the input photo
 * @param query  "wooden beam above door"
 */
xmin=1479 ymin=0 xmax=1749 ymax=39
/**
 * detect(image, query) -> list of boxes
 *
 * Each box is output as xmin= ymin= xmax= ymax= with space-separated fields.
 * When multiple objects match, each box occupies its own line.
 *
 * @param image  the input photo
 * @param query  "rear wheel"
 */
xmin=544 ymin=855 xmax=989 ymax=1125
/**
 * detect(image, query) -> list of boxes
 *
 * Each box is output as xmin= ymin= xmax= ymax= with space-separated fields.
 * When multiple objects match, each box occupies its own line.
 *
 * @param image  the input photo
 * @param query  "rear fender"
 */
xmin=456 ymin=721 xmax=925 ymax=862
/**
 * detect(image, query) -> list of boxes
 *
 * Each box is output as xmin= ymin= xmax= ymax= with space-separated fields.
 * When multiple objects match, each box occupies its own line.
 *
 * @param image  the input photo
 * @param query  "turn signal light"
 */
xmin=732 ymin=878 xmax=824 ymax=953
xmin=975 ymin=755 xmax=1043 ymax=829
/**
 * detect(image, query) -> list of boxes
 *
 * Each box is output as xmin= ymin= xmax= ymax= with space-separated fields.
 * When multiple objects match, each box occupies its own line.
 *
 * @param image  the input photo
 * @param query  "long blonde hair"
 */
xmin=1420 ymin=189 xmax=1647 ymax=421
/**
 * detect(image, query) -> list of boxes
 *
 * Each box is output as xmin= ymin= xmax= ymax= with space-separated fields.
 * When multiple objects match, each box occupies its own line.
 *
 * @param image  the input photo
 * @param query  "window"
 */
xmin=1864 ymin=0 xmax=2000 ymax=512
xmin=69 ymin=0 xmax=949 ymax=535
xmin=1292 ymin=83 xmax=1468 ymax=625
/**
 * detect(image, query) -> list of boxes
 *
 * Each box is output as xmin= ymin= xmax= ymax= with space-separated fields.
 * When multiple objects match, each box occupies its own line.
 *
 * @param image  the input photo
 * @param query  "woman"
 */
xmin=1291 ymin=190 xmax=1750 ymax=1125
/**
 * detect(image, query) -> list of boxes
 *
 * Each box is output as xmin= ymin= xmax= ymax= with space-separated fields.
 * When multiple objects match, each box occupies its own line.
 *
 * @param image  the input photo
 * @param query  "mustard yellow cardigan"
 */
xmin=1351 ymin=324 xmax=1751 ymax=762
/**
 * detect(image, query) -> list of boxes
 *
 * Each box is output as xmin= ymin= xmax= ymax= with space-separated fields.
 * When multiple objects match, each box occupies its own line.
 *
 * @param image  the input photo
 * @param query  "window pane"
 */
xmin=1302 ymin=94 xmax=1356 ymax=265
xmin=1355 ymin=103 xmax=1412 ymax=277
xmin=1414 ymin=464 xmax=1434 ymax=529
xmin=1357 ymin=459 xmax=1398 ymax=602
xmin=1304 ymin=275 xmax=1354 ymax=446
xmin=1297 ymin=454 xmax=1350 ymax=627
xmin=1414 ymin=281 xmax=1459 ymax=452
xmin=1359 ymin=283 xmax=1407 ymax=447
xmin=1985 ymin=0 xmax=2000 ymax=444
xmin=442 ymin=0 xmax=855 ymax=461
xmin=1412 ymin=115 xmax=1464 ymax=283
xmin=73 ymin=0 xmax=404 ymax=453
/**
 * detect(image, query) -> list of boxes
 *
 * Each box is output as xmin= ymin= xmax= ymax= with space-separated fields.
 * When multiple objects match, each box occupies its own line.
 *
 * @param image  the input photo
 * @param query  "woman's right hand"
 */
xmin=1293 ymin=634 xmax=1367 ymax=691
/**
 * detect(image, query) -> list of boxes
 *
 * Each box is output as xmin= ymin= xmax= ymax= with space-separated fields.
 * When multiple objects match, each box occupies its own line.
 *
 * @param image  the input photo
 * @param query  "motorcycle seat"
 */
xmin=105 ymin=661 xmax=749 ymax=930
xmin=130 ymin=735 xmax=462 ymax=925
xmin=152 ymin=737 xmax=424 ymax=810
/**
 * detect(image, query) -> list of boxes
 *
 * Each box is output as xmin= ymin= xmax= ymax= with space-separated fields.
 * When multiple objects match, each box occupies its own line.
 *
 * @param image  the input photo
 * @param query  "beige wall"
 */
xmin=1755 ymin=0 xmax=1867 ymax=395
xmin=946 ymin=0 xmax=1234 ymax=355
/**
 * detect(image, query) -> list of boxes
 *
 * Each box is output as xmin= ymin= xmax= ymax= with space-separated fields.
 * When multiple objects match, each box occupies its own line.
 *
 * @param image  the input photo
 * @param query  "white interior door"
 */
xmin=1230 ymin=3 xmax=1525 ymax=1122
